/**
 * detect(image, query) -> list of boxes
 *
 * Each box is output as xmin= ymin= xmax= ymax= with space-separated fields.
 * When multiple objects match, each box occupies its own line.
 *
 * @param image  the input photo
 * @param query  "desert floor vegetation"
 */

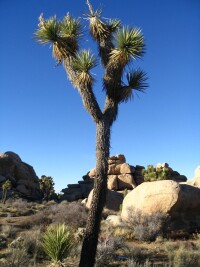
xmin=1 ymin=198 xmax=200 ymax=266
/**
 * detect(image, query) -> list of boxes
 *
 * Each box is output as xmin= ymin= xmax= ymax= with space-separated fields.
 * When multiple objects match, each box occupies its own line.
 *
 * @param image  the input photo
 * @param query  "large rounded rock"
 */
xmin=86 ymin=189 xmax=123 ymax=211
xmin=121 ymin=180 xmax=200 ymax=231
xmin=187 ymin=177 xmax=200 ymax=188
xmin=5 ymin=152 xmax=22 ymax=162
xmin=121 ymin=180 xmax=179 ymax=220
xmin=0 ymin=151 xmax=42 ymax=200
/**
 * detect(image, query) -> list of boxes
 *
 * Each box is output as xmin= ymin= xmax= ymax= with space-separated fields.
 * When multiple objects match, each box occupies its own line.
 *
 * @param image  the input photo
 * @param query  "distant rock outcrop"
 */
xmin=186 ymin=166 xmax=200 ymax=188
xmin=61 ymin=154 xmax=188 ymax=203
xmin=0 ymin=151 xmax=42 ymax=200
xmin=61 ymin=154 xmax=142 ymax=201
xmin=62 ymin=154 xmax=187 ymax=205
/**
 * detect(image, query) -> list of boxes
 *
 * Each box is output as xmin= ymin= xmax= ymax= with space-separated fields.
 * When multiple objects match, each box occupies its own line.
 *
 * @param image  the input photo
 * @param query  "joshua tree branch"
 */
xmin=64 ymin=57 xmax=103 ymax=123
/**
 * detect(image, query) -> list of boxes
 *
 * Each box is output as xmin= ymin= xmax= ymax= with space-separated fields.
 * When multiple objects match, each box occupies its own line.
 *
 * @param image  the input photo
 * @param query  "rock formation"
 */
xmin=0 ymin=151 xmax=42 ymax=200
xmin=121 ymin=180 xmax=200 ymax=231
xmin=61 ymin=154 xmax=188 ymax=203
xmin=187 ymin=166 xmax=200 ymax=188
xmin=61 ymin=154 xmax=142 ymax=201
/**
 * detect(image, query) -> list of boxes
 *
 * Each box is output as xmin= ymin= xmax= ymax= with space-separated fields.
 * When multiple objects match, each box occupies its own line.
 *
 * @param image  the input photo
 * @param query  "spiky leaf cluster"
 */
xmin=73 ymin=50 xmax=97 ymax=72
xmin=88 ymin=14 xmax=110 ymax=41
xmin=118 ymin=69 xmax=148 ymax=102
xmin=42 ymin=224 xmax=73 ymax=263
xmin=35 ymin=14 xmax=82 ymax=62
xmin=109 ymin=27 xmax=145 ymax=67
xmin=35 ymin=16 xmax=61 ymax=44
xmin=61 ymin=13 xmax=82 ymax=38
xmin=72 ymin=50 xmax=97 ymax=87
xmin=108 ymin=19 xmax=121 ymax=33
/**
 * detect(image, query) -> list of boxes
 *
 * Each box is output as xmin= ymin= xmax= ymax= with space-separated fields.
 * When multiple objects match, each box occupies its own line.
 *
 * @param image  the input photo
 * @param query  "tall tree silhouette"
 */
xmin=35 ymin=1 xmax=147 ymax=266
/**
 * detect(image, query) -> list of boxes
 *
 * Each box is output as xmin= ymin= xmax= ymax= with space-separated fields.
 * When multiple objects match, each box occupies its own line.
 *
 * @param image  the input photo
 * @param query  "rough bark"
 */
xmin=79 ymin=119 xmax=110 ymax=267
xmin=64 ymin=58 xmax=102 ymax=123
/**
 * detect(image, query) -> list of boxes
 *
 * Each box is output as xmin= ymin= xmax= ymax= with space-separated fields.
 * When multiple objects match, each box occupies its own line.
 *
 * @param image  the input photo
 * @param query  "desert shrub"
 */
xmin=112 ymin=225 xmax=135 ymax=240
xmin=166 ymin=242 xmax=200 ymax=267
xmin=23 ymin=201 xmax=87 ymax=230
xmin=126 ymin=259 xmax=152 ymax=267
xmin=1 ymin=224 xmax=18 ymax=238
xmin=127 ymin=246 xmax=150 ymax=265
xmin=6 ymin=237 xmax=29 ymax=267
xmin=95 ymin=229 xmax=125 ymax=267
xmin=0 ymin=233 xmax=7 ymax=248
xmin=51 ymin=202 xmax=88 ymax=229
xmin=28 ymin=208 xmax=53 ymax=228
xmin=11 ymin=199 xmax=33 ymax=216
xmin=41 ymin=224 xmax=73 ymax=264
xmin=20 ymin=226 xmax=43 ymax=262
xmin=126 ymin=259 xmax=169 ymax=267
xmin=127 ymin=209 xmax=169 ymax=241
xmin=142 ymin=164 xmax=171 ymax=182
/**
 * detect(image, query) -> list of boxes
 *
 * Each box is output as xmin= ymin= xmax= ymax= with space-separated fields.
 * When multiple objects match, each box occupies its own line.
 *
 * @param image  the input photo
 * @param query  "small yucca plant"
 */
xmin=41 ymin=224 xmax=73 ymax=264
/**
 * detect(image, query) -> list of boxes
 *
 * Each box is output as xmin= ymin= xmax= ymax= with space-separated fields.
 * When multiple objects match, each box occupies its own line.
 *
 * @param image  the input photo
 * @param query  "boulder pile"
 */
xmin=0 ymin=151 xmax=42 ymax=200
xmin=61 ymin=154 xmax=144 ymax=201
xmin=61 ymin=154 xmax=187 ymax=202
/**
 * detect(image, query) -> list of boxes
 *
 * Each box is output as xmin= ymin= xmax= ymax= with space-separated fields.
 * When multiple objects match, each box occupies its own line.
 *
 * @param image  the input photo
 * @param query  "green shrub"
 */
xmin=142 ymin=164 xmax=172 ymax=182
xmin=41 ymin=224 xmax=73 ymax=264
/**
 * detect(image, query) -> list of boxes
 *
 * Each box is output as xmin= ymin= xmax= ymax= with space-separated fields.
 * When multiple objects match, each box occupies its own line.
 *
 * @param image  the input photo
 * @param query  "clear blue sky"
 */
xmin=1 ymin=0 xmax=199 ymax=193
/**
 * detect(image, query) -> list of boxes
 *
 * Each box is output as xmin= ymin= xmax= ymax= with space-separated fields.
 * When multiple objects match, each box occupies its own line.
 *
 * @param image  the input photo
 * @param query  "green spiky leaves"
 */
xmin=34 ymin=14 xmax=82 ymax=62
xmin=108 ymin=19 xmax=121 ymax=33
xmin=126 ymin=69 xmax=148 ymax=91
xmin=73 ymin=50 xmax=97 ymax=72
xmin=109 ymin=27 xmax=145 ymax=67
xmin=118 ymin=69 xmax=148 ymax=103
xmin=35 ymin=15 xmax=61 ymax=44
xmin=61 ymin=13 xmax=82 ymax=38
xmin=72 ymin=50 xmax=98 ymax=87
xmin=42 ymin=224 xmax=73 ymax=263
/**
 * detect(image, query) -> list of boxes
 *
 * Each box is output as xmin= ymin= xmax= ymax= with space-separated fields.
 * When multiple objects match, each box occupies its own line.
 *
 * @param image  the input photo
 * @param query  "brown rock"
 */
xmin=0 ymin=151 xmax=42 ymax=200
xmin=88 ymin=168 xmax=96 ymax=178
xmin=118 ymin=174 xmax=136 ymax=190
xmin=161 ymin=163 xmax=169 ymax=168
xmin=86 ymin=189 xmax=123 ymax=211
xmin=108 ymin=154 xmax=126 ymax=165
xmin=187 ymin=177 xmax=200 ymax=188
xmin=107 ymin=175 xmax=118 ymax=190
xmin=121 ymin=180 xmax=200 ymax=231
xmin=120 ymin=163 xmax=135 ymax=174
xmin=107 ymin=164 xmax=121 ymax=175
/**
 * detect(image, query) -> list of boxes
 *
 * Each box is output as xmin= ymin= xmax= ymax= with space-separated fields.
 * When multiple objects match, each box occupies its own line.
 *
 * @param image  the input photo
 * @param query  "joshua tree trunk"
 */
xmin=2 ymin=189 xmax=7 ymax=204
xmin=79 ymin=119 xmax=110 ymax=267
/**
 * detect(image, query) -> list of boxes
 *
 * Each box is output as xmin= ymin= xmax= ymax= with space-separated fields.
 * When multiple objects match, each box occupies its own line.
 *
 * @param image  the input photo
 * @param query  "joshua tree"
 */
xmin=39 ymin=175 xmax=55 ymax=201
xmin=1 ymin=179 xmax=12 ymax=204
xmin=35 ymin=1 xmax=147 ymax=266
